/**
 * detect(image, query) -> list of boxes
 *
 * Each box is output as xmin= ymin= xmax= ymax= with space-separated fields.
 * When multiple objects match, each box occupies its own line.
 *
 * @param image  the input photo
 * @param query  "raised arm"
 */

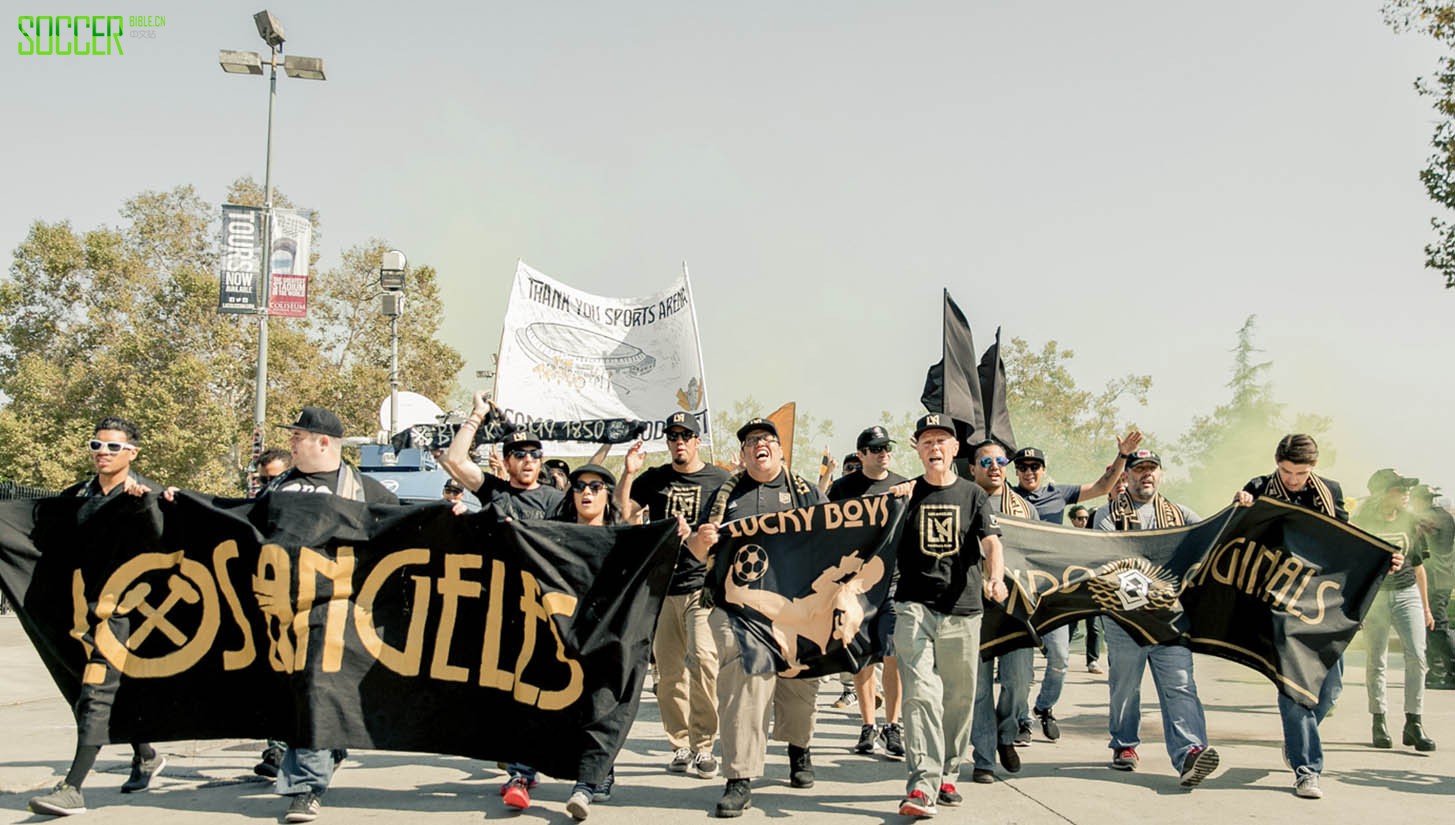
xmin=440 ymin=390 xmax=489 ymax=493
xmin=616 ymin=440 xmax=646 ymax=521
xmin=1079 ymin=430 xmax=1141 ymax=500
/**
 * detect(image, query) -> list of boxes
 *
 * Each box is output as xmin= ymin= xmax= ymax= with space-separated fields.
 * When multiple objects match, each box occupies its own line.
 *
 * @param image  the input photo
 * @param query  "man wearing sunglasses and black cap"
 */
xmin=442 ymin=391 xmax=564 ymax=522
xmin=30 ymin=417 xmax=167 ymax=818
xmin=828 ymin=426 xmax=908 ymax=758
xmin=617 ymin=411 xmax=729 ymax=779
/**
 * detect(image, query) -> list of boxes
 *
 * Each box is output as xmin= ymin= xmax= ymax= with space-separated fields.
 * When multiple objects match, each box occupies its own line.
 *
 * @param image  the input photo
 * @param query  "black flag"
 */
xmin=920 ymin=290 xmax=985 ymax=445
xmin=977 ymin=326 xmax=1016 ymax=452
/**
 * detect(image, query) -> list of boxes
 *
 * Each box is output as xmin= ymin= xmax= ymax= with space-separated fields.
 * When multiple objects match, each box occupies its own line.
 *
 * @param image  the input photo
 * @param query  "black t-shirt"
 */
xmin=62 ymin=472 xmax=162 ymax=522
xmin=631 ymin=462 xmax=731 ymax=595
xmin=893 ymin=476 xmax=1001 ymax=616
xmin=1242 ymin=475 xmax=1348 ymax=522
xmin=1353 ymin=506 xmax=1427 ymax=591
xmin=273 ymin=466 xmax=400 ymax=505
xmin=475 ymin=473 xmax=565 ymax=521
xmin=700 ymin=469 xmax=826 ymax=525
xmin=827 ymin=470 xmax=907 ymax=502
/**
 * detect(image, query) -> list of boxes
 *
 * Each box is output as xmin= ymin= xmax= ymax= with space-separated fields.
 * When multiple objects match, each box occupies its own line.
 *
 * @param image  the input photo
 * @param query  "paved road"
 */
xmin=1 ymin=613 xmax=1451 ymax=823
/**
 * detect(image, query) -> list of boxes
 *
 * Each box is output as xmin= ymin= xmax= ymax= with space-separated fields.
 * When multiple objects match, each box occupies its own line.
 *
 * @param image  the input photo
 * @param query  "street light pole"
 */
xmin=380 ymin=250 xmax=408 ymax=438
xmin=252 ymin=43 xmax=279 ymax=457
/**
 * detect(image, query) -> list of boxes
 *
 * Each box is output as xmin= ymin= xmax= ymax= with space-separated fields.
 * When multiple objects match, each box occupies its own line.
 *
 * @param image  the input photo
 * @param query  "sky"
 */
xmin=7 ymin=1 xmax=1453 ymax=494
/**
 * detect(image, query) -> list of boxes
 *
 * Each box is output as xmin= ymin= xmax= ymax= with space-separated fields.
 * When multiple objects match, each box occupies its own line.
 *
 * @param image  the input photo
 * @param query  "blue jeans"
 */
xmin=1035 ymin=625 xmax=1070 ymax=712
xmin=1104 ymin=621 xmax=1209 ymax=770
xmin=1363 ymin=585 xmax=1427 ymax=715
xmin=971 ymin=647 xmax=1032 ymax=770
xmin=1279 ymin=658 xmax=1342 ymax=778
xmin=277 ymin=747 xmax=345 ymax=796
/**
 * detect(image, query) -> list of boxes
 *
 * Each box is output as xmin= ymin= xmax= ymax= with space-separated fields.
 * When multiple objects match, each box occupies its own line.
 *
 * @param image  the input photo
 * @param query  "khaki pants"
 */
xmin=654 ymin=589 xmax=720 ymax=752
xmin=709 ymin=607 xmax=818 ymax=779
xmin=893 ymin=601 xmax=980 ymax=797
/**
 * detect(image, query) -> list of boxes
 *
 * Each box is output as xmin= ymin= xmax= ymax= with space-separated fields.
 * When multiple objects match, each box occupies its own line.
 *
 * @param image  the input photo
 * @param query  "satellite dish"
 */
xmin=379 ymin=392 xmax=446 ymax=435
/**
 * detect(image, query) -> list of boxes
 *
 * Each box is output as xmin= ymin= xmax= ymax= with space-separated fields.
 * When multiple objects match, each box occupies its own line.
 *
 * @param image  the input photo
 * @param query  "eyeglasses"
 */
xmin=864 ymin=445 xmax=891 ymax=455
xmin=977 ymin=456 xmax=1011 ymax=469
xmin=844 ymin=464 xmax=863 ymax=473
xmin=572 ymin=480 xmax=608 ymax=493
xmin=89 ymin=439 xmax=136 ymax=453
xmin=1071 ymin=514 xmax=1089 ymax=522
xmin=1015 ymin=463 xmax=1044 ymax=473
xmin=508 ymin=448 xmax=544 ymax=460
xmin=744 ymin=435 xmax=779 ymax=446
xmin=665 ymin=430 xmax=695 ymax=442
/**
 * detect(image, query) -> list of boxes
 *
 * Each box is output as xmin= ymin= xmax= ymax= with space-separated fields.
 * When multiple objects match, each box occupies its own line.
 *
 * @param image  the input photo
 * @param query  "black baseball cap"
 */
xmin=279 ymin=406 xmax=344 ymax=438
xmin=913 ymin=413 xmax=956 ymax=440
xmin=1368 ymin=468 xmax=1418 ymax=495
xmin=843 ymin=453 xmax=861 ymax=467
xmin=442 ymin=478 xmax=464 ymax=493
xmin=736 ymin=417 xmax=779 ymax=442
xmin=1125 ymin=449 xmax=1161 ymax=468
xmin=543 ymin=458 xmax=570 ymax=476
xmin=857 ymin=426 xmax=894 ymax=450
xmin=664 ymin=411 xmax=701 ymax=437
xmin=1012 ymin=447 xmax=1047 ymax=466
xmin=568 ymin=463 xmax=617 ymax=487
xmin=503 ymin=430 xmax=543 ymax=451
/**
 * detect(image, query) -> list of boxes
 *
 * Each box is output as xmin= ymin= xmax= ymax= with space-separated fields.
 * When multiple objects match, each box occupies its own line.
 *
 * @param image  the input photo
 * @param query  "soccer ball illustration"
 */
xmin=732 ymin=545 xmax=769 ymax=584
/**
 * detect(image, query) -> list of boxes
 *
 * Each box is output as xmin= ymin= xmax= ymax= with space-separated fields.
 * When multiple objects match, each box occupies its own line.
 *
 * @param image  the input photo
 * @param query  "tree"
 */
xmin=1385 ymin=1 xmax=1455 ymax=288
xmin=0 ymin=181 xmax=464 ymax=493
xmin=1001 ymin=337 xmax=1153 ymax=487
xmin=1167 ymin=316 xmax=1334 ymax=515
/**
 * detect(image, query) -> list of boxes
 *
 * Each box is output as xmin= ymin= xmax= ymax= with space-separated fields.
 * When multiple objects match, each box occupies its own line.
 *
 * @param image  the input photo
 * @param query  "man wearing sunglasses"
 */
xmin=966 ymin=440 xmax=1037 ymax=785
xmin=616 ymin=411 xmax=728 ymax=780
xmin=443 ymin=392 xmax=564 ymax=522
xmin=266 ymin=406 xmax=398 ymax=824
xmin=1009 ymin=434 xmax=1141 ymax=747
xmin=30 ymin=417 xmax=167 ymax=818
xmin=828 ymin=426 xmax=908 ymax=758
xmin=684 ymin=417 xmax=825 ymax=817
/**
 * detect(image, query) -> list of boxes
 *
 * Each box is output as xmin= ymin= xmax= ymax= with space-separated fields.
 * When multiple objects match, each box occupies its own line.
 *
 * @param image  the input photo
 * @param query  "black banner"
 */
xmin=0 ymin=493 xmax=679 ymax=781
xmin=983 ymin=499 xmax=1392 ymax=706
xmin=708 ymin=496 xmax=907 ymax=679
xmin=920 ymin=289 xmax=985 ymax=445
xmin=390 ymin=415 xmax=651 ymax=452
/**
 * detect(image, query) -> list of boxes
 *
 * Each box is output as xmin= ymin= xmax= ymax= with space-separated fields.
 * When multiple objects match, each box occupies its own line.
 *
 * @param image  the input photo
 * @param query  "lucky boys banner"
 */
xmin=0 ymin=493 xmax=678 ymax=781
xmin=493 ymin=261 xmax=711 ymax=457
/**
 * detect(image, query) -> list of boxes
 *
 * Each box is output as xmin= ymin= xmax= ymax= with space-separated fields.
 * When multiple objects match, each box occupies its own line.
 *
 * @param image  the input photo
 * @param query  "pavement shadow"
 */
xmin=1336 ymin=767 xmax=1455 ymax=795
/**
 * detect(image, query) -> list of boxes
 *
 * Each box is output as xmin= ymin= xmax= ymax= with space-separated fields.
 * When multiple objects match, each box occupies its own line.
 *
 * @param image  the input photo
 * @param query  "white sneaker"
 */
xmin=1295 ymin=774 xmax=1323 ymax=799
xmin=668 ymin=746 xmax=691 ymax=773
xmin=567 ymin=790 xmax=592 ymax=820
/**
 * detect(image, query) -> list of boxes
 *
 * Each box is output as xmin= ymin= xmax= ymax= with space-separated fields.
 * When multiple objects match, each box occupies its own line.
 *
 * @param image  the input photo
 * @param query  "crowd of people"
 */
xmin=16 ymin=404 xmax=1454 ymax=820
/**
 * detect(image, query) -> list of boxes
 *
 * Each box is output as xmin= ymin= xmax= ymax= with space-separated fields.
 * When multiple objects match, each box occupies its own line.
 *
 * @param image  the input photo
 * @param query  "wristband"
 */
xmin=1118 ymin=453 xmax=1131 ymax=461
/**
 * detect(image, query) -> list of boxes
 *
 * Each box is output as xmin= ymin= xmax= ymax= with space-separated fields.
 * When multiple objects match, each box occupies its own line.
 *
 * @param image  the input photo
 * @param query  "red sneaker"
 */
xmin=502 ymin=777 xmax=532 ymax=810
xmin=1112 ymin=747 xmax=1139 ymax=771
xmin=898 ymin=789 xmax=937 ymax=817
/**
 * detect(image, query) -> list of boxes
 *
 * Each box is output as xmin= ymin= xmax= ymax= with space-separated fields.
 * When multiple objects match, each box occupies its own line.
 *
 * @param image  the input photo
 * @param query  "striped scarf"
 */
xmin=998 ymin=486 xmax=1033 ymax=519
xmin=1262 ymin=471 xmax=1337 ymax=518
xmin=706 ymin=468 xmax=817 ymax=525
xmin=1109 ymin=490 xmax=1185 ymax=531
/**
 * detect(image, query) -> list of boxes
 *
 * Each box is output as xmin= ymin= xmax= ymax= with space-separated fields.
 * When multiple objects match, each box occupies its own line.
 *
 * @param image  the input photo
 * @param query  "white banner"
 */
xmin=267 ymin=210 xmax=312 ymax=318
xmin=493 ymin=261 xmax=711 ymax=457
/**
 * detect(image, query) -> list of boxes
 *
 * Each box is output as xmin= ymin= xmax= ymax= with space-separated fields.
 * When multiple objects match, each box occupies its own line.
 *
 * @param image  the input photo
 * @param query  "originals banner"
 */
xmin=983 ymin=499 xmax=1392 ymax=707
xmin=493 ymin=261 xmax=711 ymax=457
xmin=0 ymin=493 xmax=679 ymax=780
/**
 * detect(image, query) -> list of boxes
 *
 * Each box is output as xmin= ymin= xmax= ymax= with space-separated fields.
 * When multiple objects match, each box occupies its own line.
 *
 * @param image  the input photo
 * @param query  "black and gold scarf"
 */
xmin=1262 ymin=471 xmax=1338 ymax=518
xmin=999 ymin=486 xmax=1033 ymax=519
xmin=1109 ymin=490 xmax=1185 ymax=531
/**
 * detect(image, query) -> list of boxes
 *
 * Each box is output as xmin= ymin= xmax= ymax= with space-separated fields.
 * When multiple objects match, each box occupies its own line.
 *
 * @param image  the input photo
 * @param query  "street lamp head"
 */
xmin=254 ymin=10 xmax=286 ymax=49
xmin=283 ymin=55 xmax=327 ymax=81
xmin=219 ymin=49 xmax=264 ymax=75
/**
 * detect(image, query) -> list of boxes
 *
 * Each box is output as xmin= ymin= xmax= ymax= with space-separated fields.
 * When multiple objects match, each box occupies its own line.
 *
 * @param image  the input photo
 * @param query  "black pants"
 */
xmin=1429 ymin=585 xmax=1455 ymax=681
xmin=1084 ymin=616 xmax=1102 ymax=664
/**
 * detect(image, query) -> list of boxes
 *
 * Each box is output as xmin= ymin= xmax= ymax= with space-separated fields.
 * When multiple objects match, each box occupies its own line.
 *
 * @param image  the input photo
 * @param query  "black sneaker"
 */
xmin=972 ymin=768 xmax=995 ymax=784
xmin=997 ymin=743 xmax=1022 ymax=773
xmin=592 ymin=768 xmax=615 ymax=803
xmin=29 ymin=782 xmax=86 ymax=816
xmin=1034 ymin=707 xmax=1061 ymax=741
xmin=121 ymin=753 xmax=166 ymax=793
xmin=881 ymin=722 xmax=906 ymax=758
xmin=788 ymin=745 xmax=814 ymax=788
xmin=716 ymin=778 xmax=752 ymax=818
xmin=285 ymin=792 xmax=321 ymax=823
xmin=1014 ymin=719 xmax=1033 ymax=746
xmin=854 ymin=724 xmax=878 ymax=754
xmin=937 ymin=782 xmax=963 ymax=806
xmin=1179 ymin=746 xmax=1220 ymax=788
xmin=254 ymin=746 xmax=284 ymax=779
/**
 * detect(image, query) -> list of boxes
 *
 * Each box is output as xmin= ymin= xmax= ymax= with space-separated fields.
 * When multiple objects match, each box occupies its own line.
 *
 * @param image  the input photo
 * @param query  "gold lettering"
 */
xmin=513 ymin=570 xmax=550 ymax=705
xmin=842 ymin=498 xmax=864 ymax=528
xmin=1027 ymin=568 xmax=1060 ymax=599
xmin=738 ymin=517 xmax=760 ymax=537
xmin=1246 ymin=546 xmax=1281 ymax=596
xmin=1287 ymin=567 xmax=1316 ymax=610
xmin=535 ymin=592 xmax=584 ymax=710
xmin=431 ymin=554 xmax=483 ymax=683
xmin=253 ymin=544 xmax=294 ymax=671
xmin=761 ymin=512 xmax=780 ymax=536
xmin=863 ymin=495 xmax=888 ymax=526
xmin=1236 ymin=539 xmax=1259 ymax=592
xmin=354 ymin=548 xmax=431 ymax=676
xmin=1266 ymin=556 xmax=1304 ymax=610
xmin=824 ymin=502 xmax=843 ymax=530
xmin=1060 ymin=565 xmax=1095 ymax=595
xmin=212 ymin=541 xmax=256 ymax=671
xmin=1297 ymin=580 xmax=1340 ymax=625
xmin=1206 ymin=538 xmax=1243 ymax=587
xmin=94 ymin=552 xmax=221 ymax=679
xmin=479 ymin=559 xmax=513 ymax=690
xmin=294 ymin=546 xmax=355 ymax=673
xmin=70 ymin=569 xmax=94 ymax=658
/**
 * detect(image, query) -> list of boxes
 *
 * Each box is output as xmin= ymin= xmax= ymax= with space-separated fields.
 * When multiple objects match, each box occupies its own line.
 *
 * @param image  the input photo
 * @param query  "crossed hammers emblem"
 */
xmin=115 ymin=574 xmax=202 ymax=648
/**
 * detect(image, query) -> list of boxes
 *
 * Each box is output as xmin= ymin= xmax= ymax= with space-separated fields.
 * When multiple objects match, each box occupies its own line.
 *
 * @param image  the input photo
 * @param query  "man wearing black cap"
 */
xmin=684 ymin=417 xmax=824 ymax=817
xmin=1091 ymin=448 xmax=1219 ymax=789
xmin=886 ymin=414 xmax=1006 ymax=818
xmin=442 ymin=391 xmax=564 ymax=521
xmin=266 ymin=406 xmax=398 ymax=823
xmin=543 ymin=459 xmax=572 ymax=492
xmin=616 ymin=411 xmax=729 ymax=779
xmin=1011 ymin=433 xmax=1141 ymax=743
xmin=1353 ymin=468 xmax=1435 ymax=753
xmin=828 ymin=426 xmax=908 ymax=758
